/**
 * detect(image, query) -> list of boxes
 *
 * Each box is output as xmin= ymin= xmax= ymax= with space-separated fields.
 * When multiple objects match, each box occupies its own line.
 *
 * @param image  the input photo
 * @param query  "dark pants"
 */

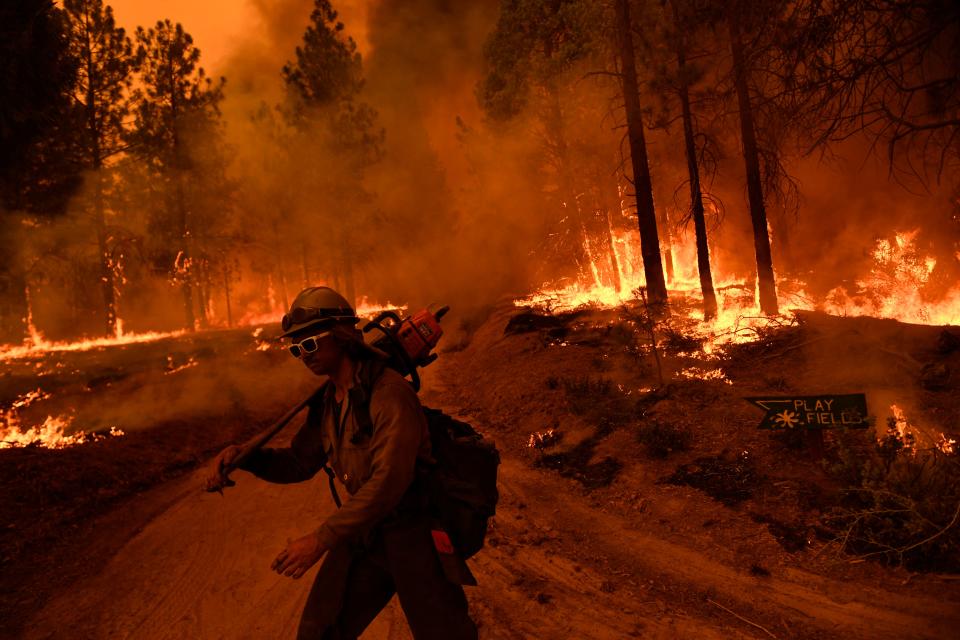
xmin=296 ymin=518 xmax=478 ymax=640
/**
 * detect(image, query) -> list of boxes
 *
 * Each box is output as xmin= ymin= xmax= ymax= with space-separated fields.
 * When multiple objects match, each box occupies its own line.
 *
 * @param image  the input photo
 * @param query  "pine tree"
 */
xmin=615 ymin=0 xmax=669 ymax=308
xmin=130 ymin=19 xmax=224 ymax=330
xmin=478 ymin=0 xmax=604 ymax=284
xmin=63 ymin=0 xmax=135 ymax=336
xmin=280 ymin=1 xmax=383 ymax=306
xmin=665 ymin=0 xmax=719 ymax=320
xmin=726 ymin=1 xmax=779 ymax=315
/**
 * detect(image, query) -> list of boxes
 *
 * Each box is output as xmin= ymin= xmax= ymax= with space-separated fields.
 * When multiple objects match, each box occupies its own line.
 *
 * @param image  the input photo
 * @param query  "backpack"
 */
xmin=420 ymin=407 xmax=500 ymax=559
xmin=322 ymin=364 xmax=500 ymax=560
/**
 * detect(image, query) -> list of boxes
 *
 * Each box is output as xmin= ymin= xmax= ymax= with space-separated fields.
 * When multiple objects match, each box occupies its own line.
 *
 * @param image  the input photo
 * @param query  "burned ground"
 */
xmin=2 ymin=304 xmax=959 ymax=639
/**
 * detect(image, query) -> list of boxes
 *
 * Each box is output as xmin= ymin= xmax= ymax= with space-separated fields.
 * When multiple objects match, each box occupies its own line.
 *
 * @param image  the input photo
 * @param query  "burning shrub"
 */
xmin=823 ymin=426 xmax=960 ymax=571
xmin=636 ymin=420 xmax=692 ymax=459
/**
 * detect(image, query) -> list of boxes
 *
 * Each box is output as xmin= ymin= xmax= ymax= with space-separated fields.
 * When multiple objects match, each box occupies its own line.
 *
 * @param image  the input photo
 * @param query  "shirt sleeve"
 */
xmin=315 ymin=380 xmax=426 ymax=549
xmin=238 ymin=406 xmax=328 ymax=484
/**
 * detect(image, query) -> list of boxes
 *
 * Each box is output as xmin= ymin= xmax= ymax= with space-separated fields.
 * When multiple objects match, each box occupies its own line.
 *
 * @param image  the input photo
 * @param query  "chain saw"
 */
xmin=363 ymin=305 xmax=449 ymax=391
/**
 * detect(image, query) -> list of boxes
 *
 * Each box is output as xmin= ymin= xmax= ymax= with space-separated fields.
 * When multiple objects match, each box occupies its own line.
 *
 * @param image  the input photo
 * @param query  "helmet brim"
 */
xmin=279 ymin=316 xmax=359 ymax=339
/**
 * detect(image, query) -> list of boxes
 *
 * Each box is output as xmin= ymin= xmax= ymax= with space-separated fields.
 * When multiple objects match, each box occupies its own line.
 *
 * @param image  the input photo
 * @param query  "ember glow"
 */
xmin=0 ymin=388 xmax=124 ymax=449
xmin=886 ymin=404 xmax=918 ymax=453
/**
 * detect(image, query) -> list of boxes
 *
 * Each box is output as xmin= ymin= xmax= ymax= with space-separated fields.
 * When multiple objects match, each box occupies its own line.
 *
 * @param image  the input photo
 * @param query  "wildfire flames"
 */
xmin=0 ymin=389 xmax=124 ymax=450
xmin=0 ymin=291 xmax=407 ymax=449
xmin=516 ymin=228 xmax=960 ymax=343
xmin=0 ymin=315 xmax=185 ymax=362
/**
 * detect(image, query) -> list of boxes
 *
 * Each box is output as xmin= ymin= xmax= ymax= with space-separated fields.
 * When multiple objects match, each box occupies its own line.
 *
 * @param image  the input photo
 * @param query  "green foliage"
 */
xmin=63 ymin=0 xmax=135 ymax=167
xmin=282 ymin=0 xmax=363 ymax=111
xmin=637 ymin=420 xmax=692 ymax=458
xmin=280 ymin=0 xmax=383 ymax=170
xmin=130 ymin=20 xmax=224 ymax=172
xmin=477 ymin=0 xmax=602 ymax=121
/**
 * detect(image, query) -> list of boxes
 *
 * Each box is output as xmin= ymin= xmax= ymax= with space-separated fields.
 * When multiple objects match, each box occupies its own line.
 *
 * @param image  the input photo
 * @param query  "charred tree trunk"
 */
xmin=277 ymin=260 xmax=290 ymax=311
xmin=82 ymin=21 xmax=118 ymax=338
xmin=728 ymin=13 xmax=778 ymax=315
xmin=615 ymin=0 xmax=668 ymax=308
xmin=0 ymin=272 xmax=29 ymax=343
xmin=674 ymin=5 xmax=718 ymax=320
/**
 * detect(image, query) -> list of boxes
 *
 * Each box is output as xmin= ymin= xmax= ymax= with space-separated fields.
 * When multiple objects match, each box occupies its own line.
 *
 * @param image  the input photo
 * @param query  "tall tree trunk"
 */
xmin=596 ymin=180 xmax=623 ymax=292
xmin=545 ymin=83 xmax=589 ymax=280
xmin=93 ymin=171 xmax=118 ymax=336
xmin=0 ymin=271 xmax=28 ymax=343
xmin=175 ymin=179 xmax=196 ymax=331
xmin=196 ymin=258 xmax=210 ymax=329
xmin=301 ymin=239 xmax=311 ymax=286
xmin=277 ymin=260 xmax=290 ymax=311
xmin=342 ymin=241 xmax=356 ymax=308
xmin=223 ymin=263 xmax=233 ymax=328
xmin=674 ymin=2 xmax=718 ymax=320
xmin=86 ymin=49 xmax=117 ymax=337
xmin=615 ymin=0 xmax=669 ymax=308
xmin=728 ymin=12 xmax=778 ymax=314
xmin=656 ymin=193 xmax=675 ymax=283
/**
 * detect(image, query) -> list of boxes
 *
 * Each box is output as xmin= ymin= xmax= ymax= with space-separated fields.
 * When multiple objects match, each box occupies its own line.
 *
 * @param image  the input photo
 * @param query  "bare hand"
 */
xmin=203 ymin=444 xmax=242 ymax=493
xmin=271 ymin=532 xmax=327 ymax=579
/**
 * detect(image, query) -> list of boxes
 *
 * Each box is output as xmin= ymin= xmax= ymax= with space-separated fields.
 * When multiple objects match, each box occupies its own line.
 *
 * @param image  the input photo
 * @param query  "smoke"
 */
xmin=5 ymin=0 xmax=958 ymax=345
xmin=218 ymin=0 xmax=545 ymax=319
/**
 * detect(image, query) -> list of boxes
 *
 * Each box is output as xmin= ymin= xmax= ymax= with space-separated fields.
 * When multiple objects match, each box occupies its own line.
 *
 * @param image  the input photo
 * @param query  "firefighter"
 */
xmin=207 ymin=286 xmax=478 ymax=640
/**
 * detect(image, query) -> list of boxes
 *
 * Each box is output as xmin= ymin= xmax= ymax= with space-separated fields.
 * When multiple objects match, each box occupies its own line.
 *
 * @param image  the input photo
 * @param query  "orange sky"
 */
xmin=108 ymin=0 xmax=370 ymax=75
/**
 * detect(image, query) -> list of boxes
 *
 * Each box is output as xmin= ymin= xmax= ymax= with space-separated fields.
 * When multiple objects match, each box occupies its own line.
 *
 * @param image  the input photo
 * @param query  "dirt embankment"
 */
xmin=5 ymin=304 xmax=960 ymax=639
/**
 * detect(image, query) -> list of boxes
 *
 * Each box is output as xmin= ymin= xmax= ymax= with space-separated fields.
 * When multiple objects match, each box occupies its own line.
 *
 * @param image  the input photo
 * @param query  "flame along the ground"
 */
xmin=0 ymin=297 xmax=408 ymax=449
xmin=514 ymin=227 xmax=959 ymax=456
xmin=0 ymin=388 xmax=125 ymax=449
xmin=3 ymin=226 xmax=956 ymax=450
xmin=517 ymin=227 xmax=960 ymax=329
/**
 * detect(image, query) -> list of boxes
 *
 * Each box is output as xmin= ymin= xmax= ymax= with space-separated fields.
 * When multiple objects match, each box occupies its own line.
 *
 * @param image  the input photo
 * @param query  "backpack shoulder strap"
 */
xmin=311 ymin=380 xmax=343 ymax=509
xmin=348 ymin=359 xmax=390 ymax=444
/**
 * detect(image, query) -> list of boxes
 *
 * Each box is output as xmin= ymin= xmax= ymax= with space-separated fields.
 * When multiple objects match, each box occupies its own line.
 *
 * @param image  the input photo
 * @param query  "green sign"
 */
xmin=745 ymin=394 xmax=869 ymax=430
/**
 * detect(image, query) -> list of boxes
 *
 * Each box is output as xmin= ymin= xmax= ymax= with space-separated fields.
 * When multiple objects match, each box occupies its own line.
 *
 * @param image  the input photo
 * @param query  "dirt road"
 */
xmin=21 ymin=439 xmax=958 ymax=640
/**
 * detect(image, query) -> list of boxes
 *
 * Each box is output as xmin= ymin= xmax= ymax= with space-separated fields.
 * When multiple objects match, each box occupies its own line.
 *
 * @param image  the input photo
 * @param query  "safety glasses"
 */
xmin=288 ymin=331 xmax=331 ymax=358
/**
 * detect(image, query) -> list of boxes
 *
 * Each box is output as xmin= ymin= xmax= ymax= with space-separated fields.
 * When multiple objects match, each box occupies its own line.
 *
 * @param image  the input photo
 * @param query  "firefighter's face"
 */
xmin=297 ymin=332 xmax=344 ymax=376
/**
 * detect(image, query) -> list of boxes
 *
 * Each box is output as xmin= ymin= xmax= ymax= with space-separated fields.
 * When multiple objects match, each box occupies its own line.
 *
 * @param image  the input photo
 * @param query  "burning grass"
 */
xmin=0 ymin=388 xmax=125 ymax=449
